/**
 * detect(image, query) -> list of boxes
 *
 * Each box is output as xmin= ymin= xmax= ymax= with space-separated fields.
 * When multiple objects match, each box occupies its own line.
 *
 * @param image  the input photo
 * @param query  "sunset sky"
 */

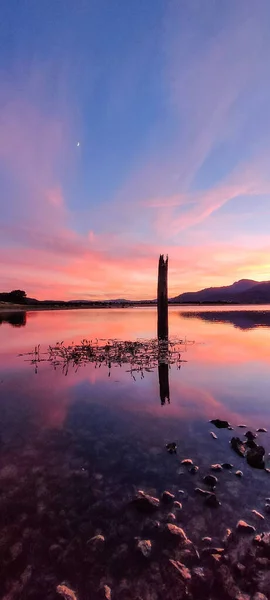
xmin=1 ymin=0 xmax=270 ymax=300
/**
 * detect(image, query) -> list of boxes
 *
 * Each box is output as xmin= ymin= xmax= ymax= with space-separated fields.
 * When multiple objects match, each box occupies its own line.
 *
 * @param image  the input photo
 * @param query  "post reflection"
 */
xmin=158 ymin=362 xmax=170 ymax=405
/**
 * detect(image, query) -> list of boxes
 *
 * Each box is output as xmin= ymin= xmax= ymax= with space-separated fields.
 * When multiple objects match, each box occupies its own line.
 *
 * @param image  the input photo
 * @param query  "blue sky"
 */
xmin=1 ymin=0 xmax=270 ymax=299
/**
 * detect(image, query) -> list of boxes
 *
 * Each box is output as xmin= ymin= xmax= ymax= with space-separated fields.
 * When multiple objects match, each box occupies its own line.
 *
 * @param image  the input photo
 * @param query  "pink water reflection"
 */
xmin=1 ymin=306 xmax=270 ymax=431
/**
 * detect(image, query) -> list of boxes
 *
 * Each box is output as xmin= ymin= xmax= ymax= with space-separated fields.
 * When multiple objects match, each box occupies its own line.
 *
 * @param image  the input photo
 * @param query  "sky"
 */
xmin=1 ymin=0 xmax=270 ymax=300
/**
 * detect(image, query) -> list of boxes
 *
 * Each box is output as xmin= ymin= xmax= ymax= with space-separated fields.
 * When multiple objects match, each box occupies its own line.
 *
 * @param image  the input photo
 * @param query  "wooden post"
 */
xmin=157 ymin=254 xmax=168 ymax=339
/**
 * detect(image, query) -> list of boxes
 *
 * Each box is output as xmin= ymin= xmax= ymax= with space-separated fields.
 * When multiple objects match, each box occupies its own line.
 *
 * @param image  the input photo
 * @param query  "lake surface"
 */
xmin=1 ymin=306 xmax=270 ymax=599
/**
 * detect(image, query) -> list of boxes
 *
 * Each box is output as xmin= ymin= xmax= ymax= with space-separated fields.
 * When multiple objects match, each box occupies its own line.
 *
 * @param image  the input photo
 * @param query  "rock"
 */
xmin=253 ymin=532 xmax=270 ymax=554
xmin=181 ymin=458 xmax=193 ymax=466
xmin=202 ymin=536 xmax=212 ymax=543
xmin=167 ymin=512 xmax=176 ymax=522
xmin=132 ymin=492 xmax=160 ymax=513
xmin=173 ymin=501 xmax=182 ymax=510
xmin=49 ymin=544 xmax=62 ymax=559
xmin=189 ymin=465 xmax=199 ymax=474
xmin=228 ymin=426 xmax=234 ymax=430
xmin=223 ymin=528 xmax=233 ymax=544
xmin=245 ymin=431 xmax=257 ymax=441
xmin=205 ymin=493 xmax=221 ymax=508
xmin=211 ymin=464 xmax=223 ymax=471
xmin=217 ymin=564 xmax=240 ymax=598
xmin=166 ymin=442 xmax=177 ymax=454
xmin=178 ymin=489 xmax=185 ymax=495
xmin=235 ymin=594 xmax=250 ymax=600
xmin=137 ymin=539 xmax=152 ymax=557
xmin=162 ymin=490 xmax=175 ymax=503
xmin=192 ymin=566 xmax=209 ymax=583
xmin=56 ymin=584 xmax=77 ymax=600
xmin=203 ymin=474 xmax=218 ymax=488
xmin=231 ymin=437 xmax=246 ymax=457
xmin=169 ymin=559 xmax=191 ymax=581
xmin=257 ymin=428 xmax=267 ymax=433
xmin=195 ymin=487 xmax=212 ymax=497
xmin=264 ymin=504 xmax=270 ymax=514
xmin=201 ymin=546 xmax=224 ymax=556
xmin=210 ymin=553 xmax=223 ymax=564
xmin=87 ymin=534 xmax=105 ymax=549
xmin=251 ymin=510 xmax=264 ymax=520
xmin=253 ymin=594 xmax=268 ymax=600
xmin=222 ymin=463 xmax=234 ymax=470
xmin=238 ymin=424 xmax=248 ymax=428
xmin=266 ymin=498 xmax=270 ymax=502
xmin=235 ymin=470 xmax=243 ymax=477
xmin=235 ymin=562 xmax=246 ymax=574
xmin=265 ymin=468 xmax=270 ymax=473
xmin=246 ymin=445 xmax=265 ymax=469
xmin=210 ymin=431 xmax=218 ymax=439
xmin=165 ymin=523 xmax=189 ymax=544
xmin=98 ymin=585 xmax=112 ymax=600
xmin=236 ymin=520 xmax=256 ymax=534
xmin=210 ymin=419 xmax=230 ymax=429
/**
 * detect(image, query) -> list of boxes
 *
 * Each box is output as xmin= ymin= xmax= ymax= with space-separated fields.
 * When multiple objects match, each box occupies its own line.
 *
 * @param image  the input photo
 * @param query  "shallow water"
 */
xmin=1 ymin=306 xmax=270 ymax=599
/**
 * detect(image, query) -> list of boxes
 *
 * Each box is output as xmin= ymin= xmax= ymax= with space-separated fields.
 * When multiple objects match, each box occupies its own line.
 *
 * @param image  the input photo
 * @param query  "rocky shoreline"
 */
xmin=0 ymin=407 xmax=270 ymax=599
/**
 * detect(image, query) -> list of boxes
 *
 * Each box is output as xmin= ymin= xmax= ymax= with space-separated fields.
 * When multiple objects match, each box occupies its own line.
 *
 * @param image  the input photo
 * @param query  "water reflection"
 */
xmin=1 ymin=308 xmax=270 ymax=597
xmin=180 ymin=309 xmax=270 ymax=330
xmin=158 ymin=363 xmax=170 ymax=405
xmin=0 ymin=311 xmax=27 ymax=327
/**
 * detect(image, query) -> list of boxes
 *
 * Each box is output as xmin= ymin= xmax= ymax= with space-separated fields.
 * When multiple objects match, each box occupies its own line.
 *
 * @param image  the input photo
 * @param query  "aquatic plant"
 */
xmin=20 ymin=337 xmax=192 ymax=376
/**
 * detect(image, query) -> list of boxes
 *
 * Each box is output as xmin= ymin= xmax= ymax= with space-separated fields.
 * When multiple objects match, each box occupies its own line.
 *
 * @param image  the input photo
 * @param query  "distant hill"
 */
xmin=170 ymin=279 xmax=266 ymax=304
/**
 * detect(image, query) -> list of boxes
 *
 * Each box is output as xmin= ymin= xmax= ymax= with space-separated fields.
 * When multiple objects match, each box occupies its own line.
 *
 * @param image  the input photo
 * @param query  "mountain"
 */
xmin=171 ymin=279 xmax=261 ymax=303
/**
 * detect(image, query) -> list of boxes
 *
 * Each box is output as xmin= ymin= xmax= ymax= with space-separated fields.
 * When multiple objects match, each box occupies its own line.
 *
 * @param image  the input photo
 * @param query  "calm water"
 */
xmin=1 ymin=306 xmax=270 ymax=599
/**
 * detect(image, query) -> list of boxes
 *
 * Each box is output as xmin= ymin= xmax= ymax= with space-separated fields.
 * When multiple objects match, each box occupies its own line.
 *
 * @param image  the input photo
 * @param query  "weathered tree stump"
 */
xmin=157 ymin=254 xmax=168 ymax=339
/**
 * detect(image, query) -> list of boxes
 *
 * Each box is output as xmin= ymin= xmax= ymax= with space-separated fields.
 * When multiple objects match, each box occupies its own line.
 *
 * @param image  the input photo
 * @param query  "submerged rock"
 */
xmin=210 ymin=419 xmax=231 ymax=429
xmin=173 ymin=501 xmax=182 ymax=510
xmin=253 ymin=532 xmax=270 ymax=552
xmin=181 ymin=458 xmax=193 ymax=466
xmin=211 ymin=464 xmax=223 ymax=471
xmin=223 ymin=528 xmax=232 ymax=543
xmin=195 ymin=487 xmax=212 ymax=497
xmin=137 ymin=539 xmax=152 ymax=557
xmin=245 ymin=431 xmax=257 ymax=441
xmin=257 ymin=428 xmax=267 ymax=433
xmin=169 ymin=559 xmax=191 ymax=581
xmin=222 ymin=462 xmax=234 ymax=470
xmin=165 ymin=523 xmax=189 ymax=544
xmin=98 ymin=585 xmax=112 ymax=600
xmin=162 ymin=490 xmax=175 ymax=503
xmin=166 ymin=442 xmax=177 ymax=454
xmin=132 ymin=492 xmax=160 ymax=513
xmin=235 ymin=470 xmax=243 ymax=477
xmin=87 ymin=534 xmax=105 ymax=550
xmin=251 ymin=510 xmax=264 ymax=520
xmin=210 ymin=431 xmax=218 ymax=439
xmin=167 ymin=512 xmax=176 ymax=522
xmin=236 ymin=520 xmax=256 ymax=534
xmin=253 ymin=594 xmax=268 ymax=600
xmin=231 ymin=437 xmax=246 ymax=457
xmin=246 ymin=445 xmax=265 ymax=469
xmin=264 ymin=504 xmax=270 ymax=514
xmin=238 ymin=424 xmax=248 ymax=428
xmin=189 ymin=465 xmax=199 ymax=474
xmin=56 ymin=584 xmax=77 ymax=600
xmin=205 ymin=493 xmax=221 ymax=508
xmin=203 ymin=474 xmax=218 ymax=488
xmin=202 ymin=536 xmax=212 ymax=544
